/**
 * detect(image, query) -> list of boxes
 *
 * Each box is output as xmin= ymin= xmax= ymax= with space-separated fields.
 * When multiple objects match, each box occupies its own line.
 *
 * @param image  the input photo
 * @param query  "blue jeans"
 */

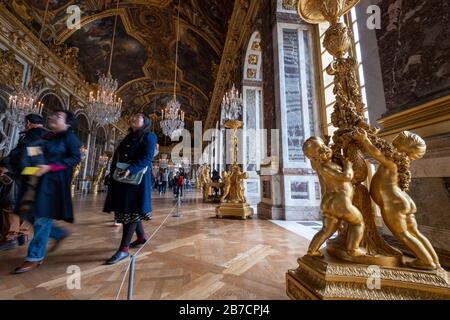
xmin=26 ymin=217 xmax=67 ymax=262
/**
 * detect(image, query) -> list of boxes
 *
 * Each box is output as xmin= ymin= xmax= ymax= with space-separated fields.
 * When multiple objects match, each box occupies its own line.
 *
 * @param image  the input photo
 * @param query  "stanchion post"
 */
xmin=127 ymin=255 xmax=136 ymax=300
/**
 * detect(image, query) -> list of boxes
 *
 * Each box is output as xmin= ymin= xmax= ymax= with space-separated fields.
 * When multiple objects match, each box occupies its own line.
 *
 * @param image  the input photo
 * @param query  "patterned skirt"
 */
xmin=114 ymin=212 xmax=152 ymax=224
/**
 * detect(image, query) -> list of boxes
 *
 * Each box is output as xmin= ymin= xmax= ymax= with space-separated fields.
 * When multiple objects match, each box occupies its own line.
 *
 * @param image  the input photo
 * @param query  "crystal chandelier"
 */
xmin=87 ymin=0 xmax=122 ymax=126
xmin=160 ymin=0 xmax=185 ymax=138
xmin=7 ymin=0 xmax=49 ymax=128
xmin=160 ymin=96 xmax=185 ymax=137
xmin=87 ymin=72 xmax=122 ymax=126
xmin=7 ymin=87 xmax=44 ymax=127
xmin=222 ymin=84 xmax=243 ymax=121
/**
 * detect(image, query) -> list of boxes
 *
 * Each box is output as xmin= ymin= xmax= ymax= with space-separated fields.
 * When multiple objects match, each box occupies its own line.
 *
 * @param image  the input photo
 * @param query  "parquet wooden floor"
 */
xmin=0 ymin=190 xmax=310 ymax=300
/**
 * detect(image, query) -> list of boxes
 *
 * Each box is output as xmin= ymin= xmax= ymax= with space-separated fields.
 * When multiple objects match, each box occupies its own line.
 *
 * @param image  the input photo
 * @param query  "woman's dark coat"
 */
xmin=21 ymin=130 xmax=81 ymax=223
xmin=103 ymin=131 xmax=157 ymax=215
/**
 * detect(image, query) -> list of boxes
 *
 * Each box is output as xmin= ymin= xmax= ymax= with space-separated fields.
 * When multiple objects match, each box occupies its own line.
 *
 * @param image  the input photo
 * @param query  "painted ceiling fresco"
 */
xmin=6 ymin=0 xmax=235 ymax=144
xmin=65 ymin=16 xmax=147 ymax=87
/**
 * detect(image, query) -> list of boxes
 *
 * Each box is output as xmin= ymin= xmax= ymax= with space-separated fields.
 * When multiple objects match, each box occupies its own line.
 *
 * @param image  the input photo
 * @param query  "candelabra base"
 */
xmin=216 ymin=202 xmax=254 ymax=220
xmin=286 ymin=252 xmax=450 ymax=300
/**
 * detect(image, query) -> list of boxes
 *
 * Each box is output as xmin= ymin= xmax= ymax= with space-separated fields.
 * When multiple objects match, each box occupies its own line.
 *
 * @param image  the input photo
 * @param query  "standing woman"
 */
xmin=104 ymin=113 xmax=157 ymax=265
xmin=14 ymin=110 xmax=81 ymax=274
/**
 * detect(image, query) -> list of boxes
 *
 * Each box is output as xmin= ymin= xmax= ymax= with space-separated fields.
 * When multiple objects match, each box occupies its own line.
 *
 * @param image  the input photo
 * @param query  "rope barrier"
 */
xmin=115 ymin=199 xmax=180 ymax=300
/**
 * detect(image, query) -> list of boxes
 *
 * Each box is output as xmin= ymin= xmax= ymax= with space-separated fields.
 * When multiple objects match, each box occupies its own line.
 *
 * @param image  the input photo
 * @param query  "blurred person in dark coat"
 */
xmin=14 ymin=110 xmax=81 ymax=274
xmin=0 ymin=114 xmax=48 ymax=252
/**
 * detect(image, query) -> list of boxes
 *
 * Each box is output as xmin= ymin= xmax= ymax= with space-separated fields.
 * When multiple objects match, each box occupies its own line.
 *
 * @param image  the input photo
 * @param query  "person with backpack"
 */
xmin=0 ymin=114 xmax=48 ymax=252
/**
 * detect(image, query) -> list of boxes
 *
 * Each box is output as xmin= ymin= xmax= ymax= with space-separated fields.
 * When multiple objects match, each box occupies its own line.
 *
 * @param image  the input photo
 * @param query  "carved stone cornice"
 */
xmin=204 ymin=0 xmax=262 ymax=131
xmin=0 ymin=3 xmax=91 ymax=104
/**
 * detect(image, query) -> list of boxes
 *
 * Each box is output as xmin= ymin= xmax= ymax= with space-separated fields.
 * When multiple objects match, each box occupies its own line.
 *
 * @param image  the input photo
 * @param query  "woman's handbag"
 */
xmin=113 ymin=162 xmax=148 ymax=186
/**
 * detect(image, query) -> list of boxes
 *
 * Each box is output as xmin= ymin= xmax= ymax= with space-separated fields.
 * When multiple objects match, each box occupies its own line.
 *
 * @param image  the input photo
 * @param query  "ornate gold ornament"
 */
xmin=200 ymin=164 xmax=212 ymax=202
xmin=0 ymin=49 xmax=23 ymax=89
xmin=248 ymin=54 xmax=258 ymax=65
xmin=247 ymin=69 xmax=257 ymax=79
xmin=283 ymin=0 xmax=299 ymax=11
xmin=216 ymin=120 xmax=254 ymax=220
xmin=286 ymin=0 xmax=450 ymax=300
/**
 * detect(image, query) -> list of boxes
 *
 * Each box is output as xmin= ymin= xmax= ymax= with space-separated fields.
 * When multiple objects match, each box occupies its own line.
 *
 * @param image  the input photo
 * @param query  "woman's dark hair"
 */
xmin=54 ymin=109 xmax=77 ymax=131
xmin=25 ymin=113 xmax=44 ymax=125
xmin=128 ymin=112 xmax=152 ymax=140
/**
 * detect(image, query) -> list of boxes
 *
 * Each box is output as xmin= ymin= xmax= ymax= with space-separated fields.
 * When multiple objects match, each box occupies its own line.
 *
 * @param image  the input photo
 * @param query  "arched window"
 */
xmin=92 ymin=126 xmax=107 ymax=178
xmin=0 ymin=94 xmax=9 ymax=155
xmin=40 ymin=92 xmax=66 ymax=125
xmin=75 ymin=113 xmax=90 ymax=187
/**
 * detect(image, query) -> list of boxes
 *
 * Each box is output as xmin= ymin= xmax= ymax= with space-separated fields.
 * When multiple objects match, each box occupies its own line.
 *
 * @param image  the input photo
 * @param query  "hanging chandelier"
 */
xmin=160 ymin=96 xmax=185 ymax=137
xmin=7 ymin=0 xmax=50 ymax=128
xmin=8 ymin=87 xmax=44 ymax=127
xmin=160 ymin=0 xmax=185 ymax=138
xmin=88 ymin=72 xmax=122 ymax=126
xmin=87 ymin=0 xmax=122 ymax=126
xmin=222 ymin=84 xmax=243 ymax=121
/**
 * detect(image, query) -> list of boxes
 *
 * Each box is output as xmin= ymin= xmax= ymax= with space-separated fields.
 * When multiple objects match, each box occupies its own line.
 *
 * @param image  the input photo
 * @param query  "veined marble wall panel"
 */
xmin=282 ymin=29 xmax=305 ymax=163
xmin=245 ymin=88 xmax=257 ymax=171
xmin=376 ymin=0 xmax=450 ymax=115
xmin=277 ymin=23 xmax=318 ymax=169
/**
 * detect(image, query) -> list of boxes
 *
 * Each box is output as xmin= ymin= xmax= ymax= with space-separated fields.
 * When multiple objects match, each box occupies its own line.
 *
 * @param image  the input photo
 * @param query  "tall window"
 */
xmin=317 ymin=8 xmax=369 ymax=136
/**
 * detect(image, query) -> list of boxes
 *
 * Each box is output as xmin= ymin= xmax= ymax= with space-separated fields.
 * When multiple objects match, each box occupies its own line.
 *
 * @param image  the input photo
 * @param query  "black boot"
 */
xmin=105 ymin=251 xmax=129 ymax=265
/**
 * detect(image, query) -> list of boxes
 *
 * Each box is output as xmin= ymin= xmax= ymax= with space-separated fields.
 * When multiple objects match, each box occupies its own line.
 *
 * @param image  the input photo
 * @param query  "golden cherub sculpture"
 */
xmin=303 ymin=137 xmax=365 ymax=258
xmin=220 ymin=171 xmax=231 ymax=202
xmin=201 ymin=164 xmax=212 ymax=202
xmin=354 ymin=129 xmax=441 ymax=270
xmin=221 ymin=164 xmax=248 ymax=204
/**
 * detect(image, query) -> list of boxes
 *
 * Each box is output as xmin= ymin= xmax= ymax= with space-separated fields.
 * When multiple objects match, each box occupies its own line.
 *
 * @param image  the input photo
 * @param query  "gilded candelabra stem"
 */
xmin=297 ymin=0 xmax=441 ymax=270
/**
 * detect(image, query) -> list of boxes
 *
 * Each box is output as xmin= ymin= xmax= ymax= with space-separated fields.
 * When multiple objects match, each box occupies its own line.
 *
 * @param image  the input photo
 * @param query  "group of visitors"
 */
xmin=0 ymin=111 xmax=158 ymax=271
xmin=154 ymin=168 xmax=169 ymax=195
xmin=0 ymin=110 xmax=81 ymax=273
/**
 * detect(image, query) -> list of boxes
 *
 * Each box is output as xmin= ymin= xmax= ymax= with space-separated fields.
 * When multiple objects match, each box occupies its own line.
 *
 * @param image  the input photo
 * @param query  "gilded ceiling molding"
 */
xmin=204 ymin=0 xmax=262 ymax=130
xmin=118 ymin=76 xmax=209 ymax=102
xmin=179 ymin=20 xmax=221 ymax=56
xmin=0 ymin=3 xmax=90 ymax=104
xmin=57 ymin=8 xmax=146 ymax=46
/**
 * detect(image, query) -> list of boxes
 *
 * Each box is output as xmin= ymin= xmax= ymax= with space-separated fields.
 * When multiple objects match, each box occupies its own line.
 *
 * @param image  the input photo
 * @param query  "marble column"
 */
xmin=258 ymin=15 xmax=321 ymax=221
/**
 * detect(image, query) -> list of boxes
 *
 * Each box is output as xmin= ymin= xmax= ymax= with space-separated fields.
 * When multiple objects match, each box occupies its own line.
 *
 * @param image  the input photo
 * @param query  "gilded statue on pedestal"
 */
xmin=92 ymin=167 xmax=106 ymax=194
xmin=221 ymin=164 xmax=248 ymax=204
xmin=216 ymin=119 xmax=254 ymax=219
xmin=303 ymin=137 xmax=365 ymax=258
xmin=201 ymin=164 xmax=212 ymax=202
xmin=195 ymin=167 xmax=202 ymax=189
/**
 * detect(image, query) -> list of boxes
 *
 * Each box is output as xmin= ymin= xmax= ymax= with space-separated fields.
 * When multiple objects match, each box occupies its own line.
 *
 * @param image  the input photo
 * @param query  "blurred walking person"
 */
xmin=0 ymin=114 xmax=48 ymax=251
xmin=14 ymin=110 xmax=81 ymax=274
